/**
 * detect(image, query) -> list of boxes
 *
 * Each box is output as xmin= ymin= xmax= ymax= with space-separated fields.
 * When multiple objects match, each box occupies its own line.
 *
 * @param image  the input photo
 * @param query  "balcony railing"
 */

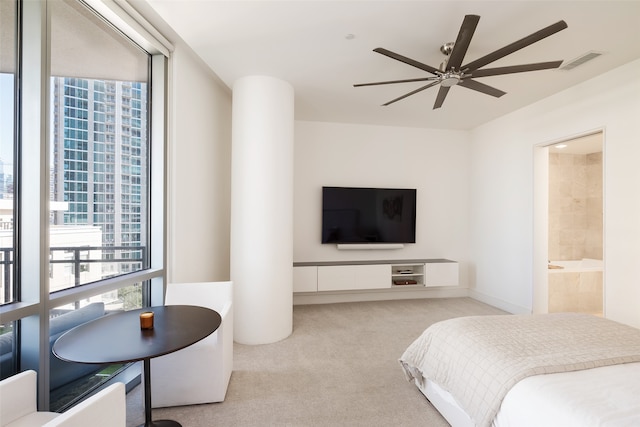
xmin=0 ymin=248 xmax=12 ymax=304
xmin=0 ymin=245 xmax=146 ymax=304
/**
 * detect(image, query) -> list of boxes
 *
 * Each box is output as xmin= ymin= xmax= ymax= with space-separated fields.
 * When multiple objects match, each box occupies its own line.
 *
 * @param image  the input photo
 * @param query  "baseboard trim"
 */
xmin=467 ymin=289 xmax=531 ymax=314
xmin=293 ymin=286 xmax=469 ymax=305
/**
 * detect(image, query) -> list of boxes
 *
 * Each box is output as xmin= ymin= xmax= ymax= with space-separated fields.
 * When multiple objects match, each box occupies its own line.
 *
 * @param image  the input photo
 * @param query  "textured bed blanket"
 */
xmin=399 ymin=313 xmax=640 ymax=427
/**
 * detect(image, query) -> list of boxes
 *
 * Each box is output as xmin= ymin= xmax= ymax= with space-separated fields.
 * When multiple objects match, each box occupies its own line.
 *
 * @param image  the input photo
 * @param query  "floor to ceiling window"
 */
xmin=49 ymin=0 xmax=150 ymax=294
xmin=0 ymin=0 xmax=169 ymax=411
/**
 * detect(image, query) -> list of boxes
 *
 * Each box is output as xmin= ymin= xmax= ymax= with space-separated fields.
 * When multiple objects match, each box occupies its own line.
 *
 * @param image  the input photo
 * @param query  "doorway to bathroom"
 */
xmin=533 ymin=131 xmax=604 ymax=316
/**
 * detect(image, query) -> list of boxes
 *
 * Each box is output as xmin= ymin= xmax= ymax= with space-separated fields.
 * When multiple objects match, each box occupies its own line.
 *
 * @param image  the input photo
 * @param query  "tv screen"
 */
xmin=322 ymin=186 xmax=416 ymax=244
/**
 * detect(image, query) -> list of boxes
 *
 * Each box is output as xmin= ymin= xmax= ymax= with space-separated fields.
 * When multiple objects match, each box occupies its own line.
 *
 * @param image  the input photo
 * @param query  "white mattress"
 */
xmin=418 ymin=362 xmax=640 ymax=427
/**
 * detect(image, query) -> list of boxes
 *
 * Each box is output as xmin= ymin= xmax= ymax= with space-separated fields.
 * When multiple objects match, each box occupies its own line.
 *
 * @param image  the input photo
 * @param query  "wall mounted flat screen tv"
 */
xmin=322 ymin=186 xmax=416 ymax=244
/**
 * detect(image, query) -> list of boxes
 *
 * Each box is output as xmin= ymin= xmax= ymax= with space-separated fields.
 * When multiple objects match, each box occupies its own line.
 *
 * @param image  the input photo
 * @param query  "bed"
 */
xmin=399 ymin=313 xmax=640 ymax=427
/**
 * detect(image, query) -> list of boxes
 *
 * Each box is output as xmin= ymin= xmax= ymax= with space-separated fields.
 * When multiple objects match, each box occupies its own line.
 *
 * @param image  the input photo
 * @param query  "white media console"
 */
xmin=292 ymin=259 xmax=458 ymax=293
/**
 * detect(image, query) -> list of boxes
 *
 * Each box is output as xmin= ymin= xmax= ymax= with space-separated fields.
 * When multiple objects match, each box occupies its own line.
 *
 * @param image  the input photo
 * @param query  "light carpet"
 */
xmin=126 ymin=297 xmax=506 ymax=426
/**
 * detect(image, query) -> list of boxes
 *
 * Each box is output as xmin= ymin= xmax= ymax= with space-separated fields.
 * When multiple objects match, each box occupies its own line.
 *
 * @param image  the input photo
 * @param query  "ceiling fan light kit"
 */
xmin=440 ymin=73 xmax=460 ymax=87
xmin=354 ymin=15 xmax=568 ymax=110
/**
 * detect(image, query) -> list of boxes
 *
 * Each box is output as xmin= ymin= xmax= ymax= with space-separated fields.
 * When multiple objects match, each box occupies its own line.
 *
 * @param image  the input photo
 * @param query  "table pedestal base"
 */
xmin=140 ymin=360 xmax=182 ymax=427
xmin=140 ymin=420 xmax=181 ymax=427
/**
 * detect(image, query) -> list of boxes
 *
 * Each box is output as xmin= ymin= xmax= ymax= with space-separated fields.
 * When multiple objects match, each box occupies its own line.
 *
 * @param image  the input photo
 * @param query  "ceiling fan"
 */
xmin=354 ymin=15 xmax=568 ymax=109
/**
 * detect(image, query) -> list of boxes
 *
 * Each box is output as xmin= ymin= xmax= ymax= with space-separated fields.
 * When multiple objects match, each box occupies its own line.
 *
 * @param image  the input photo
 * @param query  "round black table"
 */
xmin=53 ymin=305 xmax=221 ymax=427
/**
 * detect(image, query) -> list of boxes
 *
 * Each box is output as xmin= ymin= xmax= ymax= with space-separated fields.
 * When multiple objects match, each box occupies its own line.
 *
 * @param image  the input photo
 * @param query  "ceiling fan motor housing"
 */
xmin=440 ymin=42 xmax=455 ymax=56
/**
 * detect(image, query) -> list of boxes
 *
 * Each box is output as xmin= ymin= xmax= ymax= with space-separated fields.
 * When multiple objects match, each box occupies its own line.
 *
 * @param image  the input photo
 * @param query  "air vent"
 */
xmin=559 ymin=51 xmax=603 ymax=71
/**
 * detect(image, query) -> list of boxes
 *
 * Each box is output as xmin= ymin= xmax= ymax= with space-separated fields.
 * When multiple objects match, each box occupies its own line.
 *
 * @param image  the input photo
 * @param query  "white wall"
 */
xmin=294 ymin=121 xmax=471 ymax=286
xmin=469 ymin=59 xmax=640 ymax=327
xmin=167 ymin=42 xmax=232 ymax=283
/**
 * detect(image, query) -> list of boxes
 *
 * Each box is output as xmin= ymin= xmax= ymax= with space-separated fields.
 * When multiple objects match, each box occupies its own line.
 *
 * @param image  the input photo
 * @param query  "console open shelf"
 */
xmin=391 ymin=263 xmax=425 ymax=286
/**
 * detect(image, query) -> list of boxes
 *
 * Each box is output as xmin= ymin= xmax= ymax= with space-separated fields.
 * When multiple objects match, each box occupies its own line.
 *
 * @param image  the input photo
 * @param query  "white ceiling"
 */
xmin=145 ymin=1 xmax=640 ymax=131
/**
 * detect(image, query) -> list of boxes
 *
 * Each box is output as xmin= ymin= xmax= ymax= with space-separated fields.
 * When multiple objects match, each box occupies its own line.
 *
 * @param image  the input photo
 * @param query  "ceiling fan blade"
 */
xmin=458 ymin=79 xmax=506 ymax=97
xmin=469 ymin=60 xmax=564 ymax=78
xmin=354 ymin=76 xmax=439 ymax=87
xmin=446 ymin=14 xmax=480 ymax=71
xmin=461 ymin=20 xmax=568 ymax=72
xmin=433 ymin=86 xmax=451 ymax=109
xmin=382 ymin=81 xmax=440 ymax=106
xmin=374 ymin=48 xmax=441 ymax=76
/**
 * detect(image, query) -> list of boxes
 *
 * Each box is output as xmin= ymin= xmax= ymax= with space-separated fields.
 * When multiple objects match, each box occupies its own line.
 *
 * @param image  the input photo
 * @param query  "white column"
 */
xmin=231 ymin=76 xmax=294 ymax=344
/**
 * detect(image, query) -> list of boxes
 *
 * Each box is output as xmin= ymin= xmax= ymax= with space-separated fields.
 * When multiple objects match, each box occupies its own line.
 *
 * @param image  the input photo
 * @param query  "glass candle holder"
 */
xmin=140 ymin=311 xmax=154 ymax=329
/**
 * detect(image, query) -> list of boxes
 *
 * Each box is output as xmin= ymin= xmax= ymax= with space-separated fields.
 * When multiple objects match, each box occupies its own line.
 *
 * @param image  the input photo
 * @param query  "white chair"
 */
xmin=45 ymin=382 xmax=125 ymax=427
xmin=0 ymin=370 xmax=125 ymax=427
xmin=150 ymin=281 xmax=233 ymax=407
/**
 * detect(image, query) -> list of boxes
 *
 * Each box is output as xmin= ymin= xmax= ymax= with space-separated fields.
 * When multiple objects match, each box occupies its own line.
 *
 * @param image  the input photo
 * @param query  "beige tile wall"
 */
xmin=585 ymin=152 xmax=603 ymax=259
xmin=548 ymin=152 xmax=603 ymax=261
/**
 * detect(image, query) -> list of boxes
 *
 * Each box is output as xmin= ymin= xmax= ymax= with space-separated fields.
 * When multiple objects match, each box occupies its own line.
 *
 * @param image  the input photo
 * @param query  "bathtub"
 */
xmin=548 ymin=258 xmax=603 ymax=315
xmin=548 ymin=258 xmax=603 ymax=272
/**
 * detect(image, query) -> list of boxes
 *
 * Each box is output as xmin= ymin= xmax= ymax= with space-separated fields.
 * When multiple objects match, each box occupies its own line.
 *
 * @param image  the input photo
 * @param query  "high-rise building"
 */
xmin=50 ymin=77 xmax=148 ymax=279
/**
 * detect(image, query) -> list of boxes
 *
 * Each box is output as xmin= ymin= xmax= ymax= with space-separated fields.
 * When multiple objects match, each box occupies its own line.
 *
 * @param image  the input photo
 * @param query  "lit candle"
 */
xmin=140 ymin=311 xmax=154 ymax=329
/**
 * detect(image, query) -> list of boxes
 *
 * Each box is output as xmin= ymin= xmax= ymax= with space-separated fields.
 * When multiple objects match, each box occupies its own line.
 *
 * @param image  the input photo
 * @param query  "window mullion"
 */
xmin=149 ymin=54 xmax=166 ymax=306
xmin=20 ymin=0 xmax=53 ymax=409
